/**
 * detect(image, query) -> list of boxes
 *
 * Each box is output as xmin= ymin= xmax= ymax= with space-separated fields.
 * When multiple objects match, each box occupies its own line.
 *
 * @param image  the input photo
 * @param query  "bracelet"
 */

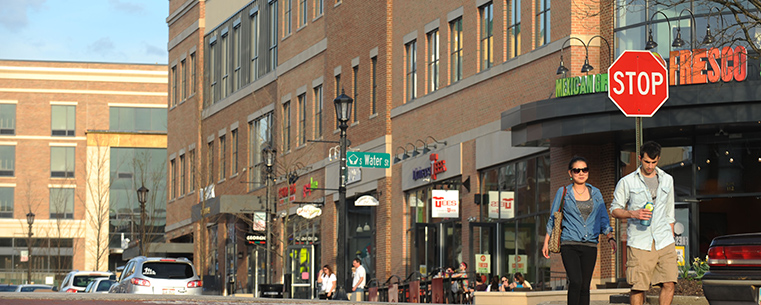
xmin=608 ymin=237 xmax=616 ymax=242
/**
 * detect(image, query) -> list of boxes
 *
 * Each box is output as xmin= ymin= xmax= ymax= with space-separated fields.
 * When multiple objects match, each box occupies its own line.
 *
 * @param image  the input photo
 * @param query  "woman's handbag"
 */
xmin=548 ymin=187 xmax=567 ymax=253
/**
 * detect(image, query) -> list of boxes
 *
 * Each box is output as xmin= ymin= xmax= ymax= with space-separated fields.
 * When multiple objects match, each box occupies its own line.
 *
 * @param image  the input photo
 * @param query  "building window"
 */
xmin=316 ymin=0 xmax=323 ymax=17
xmin=0 ymin=187 xmax=12 ymax=218
xmin=480 ymin=2 xmax=494 ymax=70
xmin=233 ymin=24 xmax=242 ymax=92
xmin=207 ymin=141 xmax=214 ymax=184
xmin=221 ymin=32 xmax=229 ymax=98
xmin=269 ymin=0 xmax=279 ymax=70
xmin=535 ymin=0 xmax=550 ymax=47
xmin=285 ymin=0 xmax=292 ymax=35
xmin=180 ymin=154 xmax=186 ymax=195
xmin=181 ymin=59 xmax=187 ymax=100
xmin=51 ymin=105 xmax=75 ymax=136
xmin=298 ymin=94 xmax=306 ymax=145
xmin=171 ymin=158 xmax=176 ymax=199
xmin=231 ymin=129 xmax=239 ymax=175
xmin=283 ymin=101 xmax=291 ymax=151
xmin=335 ymin=74 xmax=341 ymax=128
xmin=314 ymin=85 xmax=323 ymax=138
xmin=171 ymin=65 xmax=178 ymax=106
xmin=0 ymin=146 xmax=13 ymax=177
xmin=110 ymin=107 xmax=168 ymax=132
xmin=51 ymin=146 xmax=75 ymax=178
xmin=509 ymin=0 xmax=521 ymax=58
xmin=371 ymin=57 xmax=377 ymax=114
xmin=210 ymin=40 xmax=217 ymax=105
xmin=0 ymin=104 xmax=15 ymax=135
xmin=427 ymin=30 xmax=439 ymax=92
xmin=189 ymin=149 xmax=196 ymax=192
xmin=190 ymin=52 xmax=197 ymax=94
xmin=406 ymin=40 xmax=417 ymax=101
xmin=300 ymin=0 xmax=308 ymax=27
xmin=251 ymin=11 xmax=259 ymax=81
xmin=450 ymin=18 xmax=463 ymax=83
xmin=219 ymin=135 xmax=226 ymax=180
xmin=49 ymin=188 xmax=74 ymax=219
xmin=352 ymin=66 xmax=358 ymax=122
xmin=249 ymin=113 xmax=272 ymax=191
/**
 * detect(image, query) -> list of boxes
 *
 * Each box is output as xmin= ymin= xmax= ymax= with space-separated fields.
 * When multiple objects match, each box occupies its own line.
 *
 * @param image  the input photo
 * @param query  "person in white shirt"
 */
xmin=318 ymin=264 xmax=336 ymax=299
xmin=352 ymin=258 xmax=366 ymax=292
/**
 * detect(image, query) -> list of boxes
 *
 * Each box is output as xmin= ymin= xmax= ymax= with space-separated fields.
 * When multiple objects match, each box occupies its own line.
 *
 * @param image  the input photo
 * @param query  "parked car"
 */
xmin=109 ymin=256 xmax=202 ymax=295
xmin=0 ymin=284 xmax=17 ymax=292
xmin=84 ymin=278 xmax=116 ymax=293
xmin=58 ymin=270 xmax=115 ymax=293
xmin=14 ymin=284 xmax=54 ymax=292
xmin=703 ymin=232 xmax=761 ymax=305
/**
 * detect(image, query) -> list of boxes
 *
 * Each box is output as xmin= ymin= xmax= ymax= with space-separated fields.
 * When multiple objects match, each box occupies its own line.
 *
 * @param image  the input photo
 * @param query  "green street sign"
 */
xmin=346 ymin=151 xmax=391 ymax=168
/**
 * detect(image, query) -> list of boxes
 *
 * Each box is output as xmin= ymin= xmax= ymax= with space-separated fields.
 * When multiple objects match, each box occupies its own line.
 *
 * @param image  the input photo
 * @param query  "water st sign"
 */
xmin=346 ymin=151 xmax=391 ymax=168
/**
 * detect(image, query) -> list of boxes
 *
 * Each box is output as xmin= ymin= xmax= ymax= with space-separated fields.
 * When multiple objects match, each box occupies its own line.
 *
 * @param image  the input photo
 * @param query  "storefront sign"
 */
xmin=488 ymin=191 xmax=514 ymax=219
xmin=431 ymin=190 xmax=459 ymax=218
xmin=303 ymin=177 xmax=319 ymax=198
xmin=555 ymin=73 xmax=608 ymax=97
xmin=297 ymin=204 xmax=322 ymax=219
xmin=412 ymin=154 xmax=447 ymax=181
xmin=509 ymin=255 xmax=527 ymax=274
xmin=279 ymin=184 xmax=297 ymax=204
xmin=253 ymin=212 xmax=266 ymax=231
xmin=355 ymin=195 xmax=379 ymax=206
xmin=476 ymin=254 xmax=491 ymax=274
xmin=669 ymin=46 xmax=747 ymax=85
xmin=246 ymin=233 xmax=266 ymax=245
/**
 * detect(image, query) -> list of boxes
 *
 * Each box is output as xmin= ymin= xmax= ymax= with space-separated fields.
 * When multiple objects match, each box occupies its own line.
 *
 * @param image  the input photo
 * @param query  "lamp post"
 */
xmin=333 ymin=91 xmax=353 ymax=290
xmin=136 ymin=185 xmax=149 ymax=257
xmin=26 ymin=212 xmax=34 ymax=284
xmin=262 ymin=145 xmax=276 ymax=285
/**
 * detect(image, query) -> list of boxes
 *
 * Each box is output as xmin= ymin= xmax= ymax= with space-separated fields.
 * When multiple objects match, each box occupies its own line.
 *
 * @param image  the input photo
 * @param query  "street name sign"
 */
xmin=346 ymin=151 xmax=391 ymax=168
xmin=608 ymin=50 xmax=669 ymax=117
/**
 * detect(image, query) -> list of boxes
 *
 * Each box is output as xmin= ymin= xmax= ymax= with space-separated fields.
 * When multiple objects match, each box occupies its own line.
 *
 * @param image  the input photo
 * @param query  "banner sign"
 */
xmin=488 ymin=191 xmax=515 ymax=219
xmin=431 ymin=190 xmax=459 ymax=218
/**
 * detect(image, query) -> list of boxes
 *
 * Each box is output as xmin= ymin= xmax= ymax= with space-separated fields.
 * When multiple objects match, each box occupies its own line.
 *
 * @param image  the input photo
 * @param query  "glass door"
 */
xmin=287 ymin=244 xmax=314 ymax=299
xmin=414 ymin=223 xmax=438 ymax=275
xmin=249 ymin=247 xmax=266 ymax=296
xmin=469 ymin=222 xmax=498 ymax=277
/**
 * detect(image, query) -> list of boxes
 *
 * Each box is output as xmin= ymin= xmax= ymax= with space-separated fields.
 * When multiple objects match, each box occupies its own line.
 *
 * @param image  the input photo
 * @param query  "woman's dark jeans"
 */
xmin=560 ymin=244 xmax=598 ymax=305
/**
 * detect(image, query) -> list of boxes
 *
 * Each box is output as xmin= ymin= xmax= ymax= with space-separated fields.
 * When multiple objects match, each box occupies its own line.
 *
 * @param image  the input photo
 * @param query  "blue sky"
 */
xmin=0 ymin=0 xmax=168 ymax=64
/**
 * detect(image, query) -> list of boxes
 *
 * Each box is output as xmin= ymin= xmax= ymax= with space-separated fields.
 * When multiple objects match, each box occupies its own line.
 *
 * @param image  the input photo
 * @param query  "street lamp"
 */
xmin=26 ymin=212 xmax=34 ymax=284
xmin=136 ymin=185 xmax=149 ymax=256
xmin=333 ymin=90 xmax=353 ymax=290
xmin=262 ymin=145 xmax=276 ymax=285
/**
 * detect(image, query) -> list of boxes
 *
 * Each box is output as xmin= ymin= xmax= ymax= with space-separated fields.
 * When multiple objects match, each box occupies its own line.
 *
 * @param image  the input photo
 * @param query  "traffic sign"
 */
xmin=346 ymin=151 xmax=391 ymax=168
xmin=608 ymin=50 xmax=669 ymax=117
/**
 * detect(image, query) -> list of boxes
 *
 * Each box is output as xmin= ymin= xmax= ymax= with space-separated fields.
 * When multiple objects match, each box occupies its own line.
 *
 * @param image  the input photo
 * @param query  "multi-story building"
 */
xmin=0 ymin=60 xmax=168 ymax=284
xmin=166 ymin=0 xmax=761 ymax=297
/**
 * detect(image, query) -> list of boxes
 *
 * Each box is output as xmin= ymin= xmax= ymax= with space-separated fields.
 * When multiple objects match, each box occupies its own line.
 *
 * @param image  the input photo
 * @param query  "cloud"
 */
xmin=108 ymin=0 xmax=144 ymax=14
xmin=145 ymin=43 xmax=166 ymax=57
xmin=87 ymin=37 xmax=116 ymax=58
xmin=0 ymin=0 xmax=46 ymax=31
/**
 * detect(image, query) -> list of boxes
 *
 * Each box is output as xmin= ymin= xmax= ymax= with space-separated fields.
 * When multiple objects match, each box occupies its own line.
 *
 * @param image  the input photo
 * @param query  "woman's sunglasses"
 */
xmin=571 ymin=167 xmax=589 ymax=174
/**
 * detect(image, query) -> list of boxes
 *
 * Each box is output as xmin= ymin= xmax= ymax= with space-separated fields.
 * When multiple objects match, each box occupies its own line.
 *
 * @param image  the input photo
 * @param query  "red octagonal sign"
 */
xmin=608 ymin=50 xmax=669 ymax=117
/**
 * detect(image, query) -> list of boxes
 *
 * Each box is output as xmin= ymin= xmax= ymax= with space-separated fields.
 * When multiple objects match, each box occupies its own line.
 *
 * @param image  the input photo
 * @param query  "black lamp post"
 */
xmin=26 ymin=212 xmax=34 ymax=284
xmin=136 ymin=185 xmax=149 ymax=256
xmin=262 ymin=145 xmax=276 ymax=285
xmin=333 ymin=90 xmax=353 ymax=290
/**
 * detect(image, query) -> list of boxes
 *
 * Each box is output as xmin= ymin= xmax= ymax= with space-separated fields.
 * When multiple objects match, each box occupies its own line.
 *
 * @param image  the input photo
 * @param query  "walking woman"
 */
xmin=542 ymin=156 xmax=616 ymax=305
xmin=318 ymin=264 xmax=336 ymax=299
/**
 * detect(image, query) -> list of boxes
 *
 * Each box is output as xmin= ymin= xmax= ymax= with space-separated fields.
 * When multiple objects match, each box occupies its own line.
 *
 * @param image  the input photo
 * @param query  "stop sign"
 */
xmin=608 ymin=50 xmax=669 ymax=117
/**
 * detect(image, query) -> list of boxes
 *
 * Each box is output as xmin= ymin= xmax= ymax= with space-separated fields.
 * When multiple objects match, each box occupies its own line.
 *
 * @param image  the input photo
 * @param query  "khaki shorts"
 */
xmin=626 ymin=242 xmax=678 ymax=291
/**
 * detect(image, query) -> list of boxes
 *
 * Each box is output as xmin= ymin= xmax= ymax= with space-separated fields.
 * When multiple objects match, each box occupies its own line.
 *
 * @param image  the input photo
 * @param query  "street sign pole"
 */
xmin=636 ymin=117 xmax=642 ymax=167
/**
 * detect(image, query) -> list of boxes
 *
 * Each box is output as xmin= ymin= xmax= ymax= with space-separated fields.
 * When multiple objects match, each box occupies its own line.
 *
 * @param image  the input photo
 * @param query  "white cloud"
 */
xmin=0 ymin=0 xmax=46 ymax=31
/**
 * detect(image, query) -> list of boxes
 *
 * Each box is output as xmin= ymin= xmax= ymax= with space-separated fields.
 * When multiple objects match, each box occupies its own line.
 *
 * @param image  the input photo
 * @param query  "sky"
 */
xmin=0 ymin=0 xmax=168 ymax=64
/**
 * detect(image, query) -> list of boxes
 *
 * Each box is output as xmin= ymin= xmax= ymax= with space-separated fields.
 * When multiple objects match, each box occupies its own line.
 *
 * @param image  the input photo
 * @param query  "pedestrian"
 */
xmin=351 ymin=258 xmax=366 ymax=293
xmin=542 ymin=156 xmax=616 ymax=305
xmin=318 ymin=264 xmax=336 ymax=299
xmin=610 ymin=141 xmax=677 ymax=305
xmin=507 ymin=272 xmax=533 ymax=290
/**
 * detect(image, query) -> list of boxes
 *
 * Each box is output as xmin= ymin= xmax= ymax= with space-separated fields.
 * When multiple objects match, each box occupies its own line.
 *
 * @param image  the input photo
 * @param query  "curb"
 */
xmin=609 ymin=294 xmax=708 ymax=305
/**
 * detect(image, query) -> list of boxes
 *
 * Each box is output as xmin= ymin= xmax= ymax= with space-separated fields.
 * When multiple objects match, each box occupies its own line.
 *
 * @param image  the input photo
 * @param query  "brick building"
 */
xmin=166 ymin=0 xmax=761 ymax=297
xmin=0 ymin=60 xmax=168 ymax=285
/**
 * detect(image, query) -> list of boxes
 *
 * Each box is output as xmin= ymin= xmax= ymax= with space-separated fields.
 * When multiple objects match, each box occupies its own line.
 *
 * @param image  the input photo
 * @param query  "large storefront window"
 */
xmin=406 ymin=177 xmax=464 ymax=276
xmin=476 ymin=153 xmax=550 ymax=289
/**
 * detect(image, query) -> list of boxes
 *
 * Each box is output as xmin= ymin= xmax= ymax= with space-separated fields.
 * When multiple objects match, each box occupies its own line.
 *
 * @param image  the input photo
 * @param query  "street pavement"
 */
xmin=0 ymin=292 xmax=628 ymax=305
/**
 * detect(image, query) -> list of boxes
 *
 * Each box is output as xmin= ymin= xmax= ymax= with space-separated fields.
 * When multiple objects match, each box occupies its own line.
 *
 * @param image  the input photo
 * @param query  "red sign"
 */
xmin=608 ymin=50 xmax=669 ymax=117
xmin=669 ymin=46 xmax=747 ymax=85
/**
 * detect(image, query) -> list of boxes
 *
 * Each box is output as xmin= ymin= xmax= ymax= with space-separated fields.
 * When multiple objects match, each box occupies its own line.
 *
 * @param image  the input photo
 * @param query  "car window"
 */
xmin=85 ymin=282 xmax=94 ymax=293
xmin=0 ymin=285 xmax=18 ymax=292
xmin=73 ymin=275 xmax=108 ymax=288
xmin=97 ymin=280 xmax=115 ymax=291
xmin=61 ymin=274 xmax=71 ymax=289
xmin=141 ymin=262 xmax=194 ymax=279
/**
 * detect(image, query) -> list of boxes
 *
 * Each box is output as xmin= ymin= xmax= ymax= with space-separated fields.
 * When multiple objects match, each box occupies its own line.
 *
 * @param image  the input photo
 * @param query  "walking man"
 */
xmin=352 ymin=258 xmax=366 ymax=293
xmin=610 ymin=141 xmax=677 ymax=305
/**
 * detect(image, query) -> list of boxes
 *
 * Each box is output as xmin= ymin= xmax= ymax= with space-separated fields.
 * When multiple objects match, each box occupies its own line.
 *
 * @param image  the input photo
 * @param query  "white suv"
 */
xmin=58 ymin=270 xmax=115 ymax=293
xmin=109 ymin=256 xmax=202 ymax=295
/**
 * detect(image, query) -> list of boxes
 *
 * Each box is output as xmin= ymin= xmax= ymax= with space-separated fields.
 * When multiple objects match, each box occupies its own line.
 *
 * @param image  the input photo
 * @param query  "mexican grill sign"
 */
xmin=608 ymin=50 xmax=669 ymax=117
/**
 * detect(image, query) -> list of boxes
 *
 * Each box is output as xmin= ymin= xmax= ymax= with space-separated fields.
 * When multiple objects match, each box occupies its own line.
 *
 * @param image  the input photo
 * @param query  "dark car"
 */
xmin=702 ymin=232 xmax=761 ymax=305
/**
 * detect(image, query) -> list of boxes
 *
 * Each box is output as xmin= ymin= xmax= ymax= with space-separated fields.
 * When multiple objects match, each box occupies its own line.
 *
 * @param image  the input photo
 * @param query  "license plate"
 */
xmin=162 ymin=288 xmax=176 ymax=295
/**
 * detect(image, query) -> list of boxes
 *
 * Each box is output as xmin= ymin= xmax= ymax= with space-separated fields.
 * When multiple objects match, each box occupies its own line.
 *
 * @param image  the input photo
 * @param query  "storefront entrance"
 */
xmin=413 ymin=220 xmax=462 ymax=275
xmin=248 ymin=246 xmax=266 ymax=296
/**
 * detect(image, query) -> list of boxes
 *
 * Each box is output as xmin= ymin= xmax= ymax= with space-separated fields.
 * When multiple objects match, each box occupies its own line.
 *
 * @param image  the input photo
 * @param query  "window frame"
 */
xmin=406 ymin=40 xmax=417 ymax=101
xmin=283 ymin=101 xmax=291 ymax=151
xmin=0 ymin=187 xmax=13 ymax=218
xmin=298 ymin=94 xmax=307 ymax=145
xmin=509 ymin=0 xmax=521 ymax=58
xmin=51 ymin=105 xmax=76 ymax=137
xmin=250 ymin=11 xmax=260 ymax=81
xmin=0 ymin=104 xmax=15 ymax=135
xmin=180 ymin=154 xmax=186 ymax=195
xmin=231 ymin=129 xmax=239 ymax=175
xmin=427 ymin=29 xmax=439 ymax=92
xmin=49 ymin=187 xmax=75 ymax=219
xmin=313 ymin=85 xmax=323 ymax=139
xmin=219 ymin=135 xmax=227 ymax=181
xmin=0 ymin=145 xmax=14 ymax=177
xmin=480 ymin=2 xmax=494 ymax=71
xmin=352 ymin=65 xmax=358 ymax=122
xmin=50 ymin=146 xmax=75 ymax=178
xmin=450 ymin=18 xmax=463 ymax=83
xmin=535 ymin=0 xmax=551 ymax=47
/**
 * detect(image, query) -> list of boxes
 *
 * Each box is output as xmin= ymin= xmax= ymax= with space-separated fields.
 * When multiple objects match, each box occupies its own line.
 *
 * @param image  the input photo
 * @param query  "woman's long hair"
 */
xmin=514 ymin=272 xmax=525 ymax=285
xmin=323 ymin=264 xmax=333 ymax=276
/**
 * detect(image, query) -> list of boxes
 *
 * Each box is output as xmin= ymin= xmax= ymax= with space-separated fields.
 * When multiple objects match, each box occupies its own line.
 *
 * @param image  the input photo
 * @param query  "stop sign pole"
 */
xmin=607 ymin=50 xmax=669 ymax=164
